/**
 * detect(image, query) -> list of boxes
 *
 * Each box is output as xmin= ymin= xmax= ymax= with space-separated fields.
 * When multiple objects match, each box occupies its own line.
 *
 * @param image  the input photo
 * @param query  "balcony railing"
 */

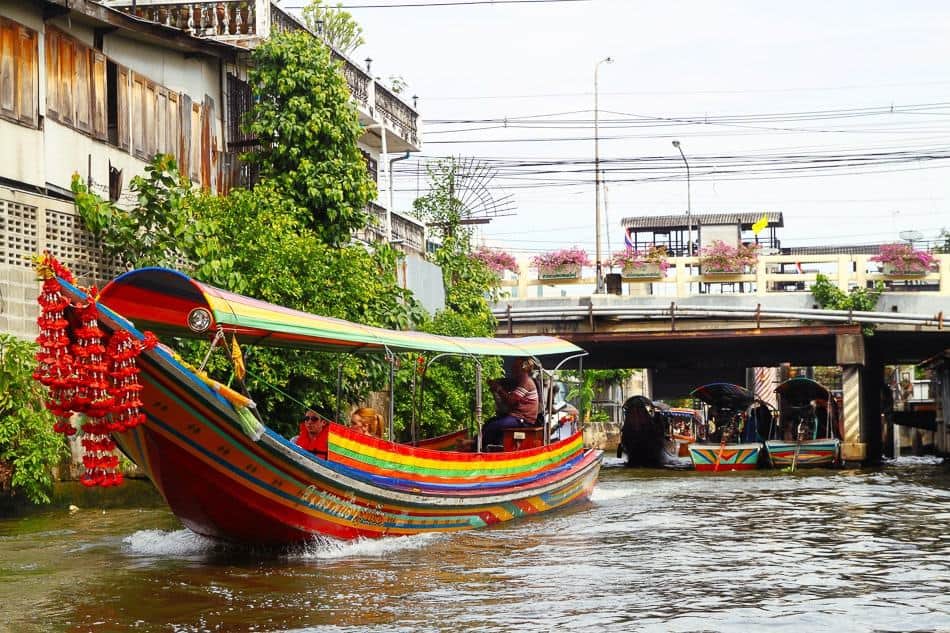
xmin=109 ymin=0 xmax=418 ymax=146
xmin=114 ymin=0 xmax=260 ymax=37
xmin=361 ymin=203 xmax=426 ymax=254
xmin=375 ymin=83 xmax=419 ymax=147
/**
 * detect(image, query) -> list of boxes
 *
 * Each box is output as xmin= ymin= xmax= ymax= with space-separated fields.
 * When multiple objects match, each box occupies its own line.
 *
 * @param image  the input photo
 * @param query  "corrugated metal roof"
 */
xmin=783 ymin=244 xmax=885 ymax=255
xmin=621 ymin=212 xmax=784 ymax=230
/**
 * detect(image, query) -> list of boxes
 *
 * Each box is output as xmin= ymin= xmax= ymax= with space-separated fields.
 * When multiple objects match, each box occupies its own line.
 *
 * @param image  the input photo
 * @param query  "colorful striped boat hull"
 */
xmin=766 ymin=439 xmax=840 ymax=468
xmin=62 ymin=280 xmax=602 ymax=545
xmin=688 ymin=443 xmax=763 ymax=471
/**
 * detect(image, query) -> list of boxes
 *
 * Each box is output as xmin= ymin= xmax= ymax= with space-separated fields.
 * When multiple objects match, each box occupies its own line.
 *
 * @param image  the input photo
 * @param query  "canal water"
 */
xmin=1 ymin=457 xmax=948 ymax=632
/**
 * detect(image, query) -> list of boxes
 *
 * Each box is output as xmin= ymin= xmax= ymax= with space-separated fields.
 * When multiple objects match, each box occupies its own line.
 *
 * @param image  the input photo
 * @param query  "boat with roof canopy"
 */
xmin=32 ymin=260 xmax=602 ymax=545
xmin=687 ymin=383 xmax=767 ymax=471
xmin=766 ymin=377 xmax=842 ymax=469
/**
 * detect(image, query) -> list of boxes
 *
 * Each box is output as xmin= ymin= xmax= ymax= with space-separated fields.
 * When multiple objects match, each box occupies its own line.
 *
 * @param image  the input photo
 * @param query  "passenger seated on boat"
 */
xmin=293 ymin=410 xmax=329 ymax=459
xmin=481 ymin=358 xmax=539 ymax=450
xmin=350 ymin=407 xmax=384 ymax=438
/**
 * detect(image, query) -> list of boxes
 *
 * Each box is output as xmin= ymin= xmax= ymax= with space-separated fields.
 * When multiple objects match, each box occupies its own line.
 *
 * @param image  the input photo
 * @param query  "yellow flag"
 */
xmin=751 ymin=213 xmax=769 ymax=235
xmin=230 ymin=335 xmax=246 ymax=382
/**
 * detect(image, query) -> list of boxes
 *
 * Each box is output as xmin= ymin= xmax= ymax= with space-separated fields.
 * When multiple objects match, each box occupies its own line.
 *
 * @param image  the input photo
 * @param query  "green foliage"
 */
xmin=385 ymin=160 xmax=508 ymax=439
xmin=74 ymin=171 xmax=421 ymax=437
xmin=302 ymin=0 xmax=365 ymax=55
xmin=811 ymin=274 xmax=883 ymax=336
xmin=563 ymin=369 xmax=629 ymax=424
xmin=0 ymin=335 xmax=67 ymax=504
xmin=245 ymin=31 xmax=375 ymax=246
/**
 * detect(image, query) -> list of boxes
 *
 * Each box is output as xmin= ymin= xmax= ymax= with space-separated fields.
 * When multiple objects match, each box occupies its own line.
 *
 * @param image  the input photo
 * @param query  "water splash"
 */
xmin=293 ymin=532 xmax=446 ymax=560
xmin=123 ymin=528 xmax=219 ymax=556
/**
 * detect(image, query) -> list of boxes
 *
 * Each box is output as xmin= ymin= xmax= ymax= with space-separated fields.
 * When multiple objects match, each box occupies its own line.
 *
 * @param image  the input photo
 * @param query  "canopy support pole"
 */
xmin=475 ymin=360 xmax=483 ymax=448
xmin=336 ymin=362 xmax=344 ymax=424
xmin=386 ymin=347 xmax=396 ymax=442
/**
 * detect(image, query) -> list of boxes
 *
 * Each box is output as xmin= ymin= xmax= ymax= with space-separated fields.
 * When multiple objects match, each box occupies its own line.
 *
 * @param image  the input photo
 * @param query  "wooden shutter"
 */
xmin=166 ymin=90 xmax=180 ymax=161
xmin=144 ymin=79 xmax=157 ymax=158
xmin=200 ymin=95 xmax=214 ymax=188
xmin=156 ymin=86 xmax=167 ymax=158
xmin=57 ymin=33 xmax=74 ymax=126
xmin=74 ymin=45 xmax=91 ymax=133
xmin=116 ymin=63 xmax=129 ymax=151
xmin=44 ymin=28 xmax=60 ymax=121
xmin=131 ymin=71 xmax=145 ymax=159
xmin=190 ymin=100 xmax=201 ymax=180
xmin=179 ymin=93 xmax=191 ymax=175
xmin=0 ymin=18 xmax=15 ymax=120
xmin=16 ymin=25 xmax=38 ymax=126
xmin=90 ymin=50 xmax=106 ymax=139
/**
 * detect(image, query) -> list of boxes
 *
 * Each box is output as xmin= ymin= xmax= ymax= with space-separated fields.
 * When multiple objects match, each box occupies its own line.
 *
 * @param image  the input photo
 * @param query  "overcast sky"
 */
xmin=291 ymin=0 xmax=950 ymax=257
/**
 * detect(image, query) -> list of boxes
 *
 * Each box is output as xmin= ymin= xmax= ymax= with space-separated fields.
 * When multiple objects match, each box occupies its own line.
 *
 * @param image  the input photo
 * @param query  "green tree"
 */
xmin=244 ymin=31 xmax=376 ymax=246
xmin=811 ymin=274 xmax=883 ymax=336
xmin=388 ymin=160 xmax=506 ymax=439
xmin=302 ymin=0 xmax=365 ymax=55
xmin=0 ymin=334 xmax=67 ymax=504
xmin=75 ymin=163 xmax=421 ymax=437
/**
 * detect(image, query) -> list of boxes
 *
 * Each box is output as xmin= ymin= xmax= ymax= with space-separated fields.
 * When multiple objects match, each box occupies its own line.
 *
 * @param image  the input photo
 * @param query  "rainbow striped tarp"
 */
xmin=97 ymin=268 xmax=583 ymax=357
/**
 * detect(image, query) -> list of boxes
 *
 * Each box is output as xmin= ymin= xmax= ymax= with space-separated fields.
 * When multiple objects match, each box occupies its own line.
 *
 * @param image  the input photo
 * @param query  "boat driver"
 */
xmin=481 ymin=357 xmax=539 ymax=450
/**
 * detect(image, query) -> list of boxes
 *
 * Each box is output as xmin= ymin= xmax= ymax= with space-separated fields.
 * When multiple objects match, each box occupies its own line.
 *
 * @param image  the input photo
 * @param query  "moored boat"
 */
xmin=766 ymin=377 xmax=842 ymax=469
xmin=33 ymin=264 xmax=603 ymax=545
xmin=687 ymin=383 xmax=764 ymax=471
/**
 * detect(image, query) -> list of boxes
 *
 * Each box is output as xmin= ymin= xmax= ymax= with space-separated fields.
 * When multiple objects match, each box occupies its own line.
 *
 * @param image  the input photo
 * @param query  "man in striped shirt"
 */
xmin=482 ymin=358 xmax=539 ymax=450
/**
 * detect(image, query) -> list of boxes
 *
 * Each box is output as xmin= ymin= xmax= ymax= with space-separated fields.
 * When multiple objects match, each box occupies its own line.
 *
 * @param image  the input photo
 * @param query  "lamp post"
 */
xmin=594 ymin=56 xmax=613 ymax=293
xmin=671 ymin=140 xmax=691 ymax=256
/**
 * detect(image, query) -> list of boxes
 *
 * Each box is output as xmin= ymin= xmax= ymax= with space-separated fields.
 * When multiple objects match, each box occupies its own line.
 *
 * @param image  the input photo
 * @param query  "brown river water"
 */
xmin=1 ymin=456 xmax=948 ymax=632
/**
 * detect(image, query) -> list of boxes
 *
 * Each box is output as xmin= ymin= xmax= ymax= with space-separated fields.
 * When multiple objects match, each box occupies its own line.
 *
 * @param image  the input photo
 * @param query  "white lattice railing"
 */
xmin=0 ymin=187 xmax=123 ymax=283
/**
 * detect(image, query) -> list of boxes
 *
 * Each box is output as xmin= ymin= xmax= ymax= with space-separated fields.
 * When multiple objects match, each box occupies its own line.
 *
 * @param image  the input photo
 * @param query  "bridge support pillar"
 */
xmin=841 ymin=366 xmax=866 ymax=463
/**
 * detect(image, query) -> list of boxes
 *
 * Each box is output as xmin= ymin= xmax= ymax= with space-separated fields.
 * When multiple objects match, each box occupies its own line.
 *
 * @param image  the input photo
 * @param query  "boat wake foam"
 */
xmin=292 ymin=532 xmax=446 ymax=560
xmin=123 ymin=529 xmax=220 ymax=556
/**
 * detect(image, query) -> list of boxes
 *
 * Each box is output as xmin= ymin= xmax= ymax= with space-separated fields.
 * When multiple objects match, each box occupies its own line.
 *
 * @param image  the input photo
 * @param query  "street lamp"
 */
xmin=672 ymin=140 xmax=692 ymax=256
xmin=594 ymin=56 xmax=613 ymax=293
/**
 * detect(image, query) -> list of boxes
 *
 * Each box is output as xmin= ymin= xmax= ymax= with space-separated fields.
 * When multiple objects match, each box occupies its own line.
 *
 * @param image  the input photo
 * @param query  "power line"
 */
xmin=421 ymin=80 xmax=950 ymax=101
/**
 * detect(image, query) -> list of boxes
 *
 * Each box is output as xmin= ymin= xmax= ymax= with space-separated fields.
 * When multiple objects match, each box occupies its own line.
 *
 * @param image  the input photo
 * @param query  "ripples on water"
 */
xmin=0 ymin=457 xmax=948 ymax=632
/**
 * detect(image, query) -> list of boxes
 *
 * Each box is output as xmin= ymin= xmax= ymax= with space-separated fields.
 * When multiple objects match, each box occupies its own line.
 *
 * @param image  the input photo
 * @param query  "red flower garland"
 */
xmin=34 ymin=254 xmax=157 ymax=488
xmin=34 ymin=267 xmax=77 ymax=436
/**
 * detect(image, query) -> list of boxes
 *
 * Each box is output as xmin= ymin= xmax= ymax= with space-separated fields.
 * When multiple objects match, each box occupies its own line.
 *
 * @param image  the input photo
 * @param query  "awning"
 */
xmin=690 ymin=383 xmax=755 ymax=408
xmin=96 ymin=268 xmax=584 ymax=358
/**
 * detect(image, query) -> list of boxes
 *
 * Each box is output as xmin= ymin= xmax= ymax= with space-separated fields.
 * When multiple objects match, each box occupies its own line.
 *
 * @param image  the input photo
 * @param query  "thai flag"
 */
xmin=796 ymin=261 xmax=804 ymax=274
xmin=623 ymin=230 xmax=634 ymax=250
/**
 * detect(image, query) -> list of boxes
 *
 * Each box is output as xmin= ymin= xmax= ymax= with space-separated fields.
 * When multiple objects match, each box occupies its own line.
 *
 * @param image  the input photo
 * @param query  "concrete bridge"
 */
xmin=492 ymin=254 xmax=950 ymax=464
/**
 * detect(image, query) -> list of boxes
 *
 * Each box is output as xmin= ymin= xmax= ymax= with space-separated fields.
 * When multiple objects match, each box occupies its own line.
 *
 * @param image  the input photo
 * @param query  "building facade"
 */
xmin=1 ymin=0 xmax=432 ymax=338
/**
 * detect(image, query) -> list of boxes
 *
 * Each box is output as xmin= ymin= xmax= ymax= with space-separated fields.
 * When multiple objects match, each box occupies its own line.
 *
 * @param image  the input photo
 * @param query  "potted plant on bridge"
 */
xmin=532 ymin=247 xmax=590 ymax=280
xmin=699 ymin=240 xmax=759 ymax=274
xmin=871 ymin=243 xmax=936 ymax=277
xmin=473 ymin=247 xmax=519 ymax=277
xmin=611 ymin=245 xmax=669 ymax=279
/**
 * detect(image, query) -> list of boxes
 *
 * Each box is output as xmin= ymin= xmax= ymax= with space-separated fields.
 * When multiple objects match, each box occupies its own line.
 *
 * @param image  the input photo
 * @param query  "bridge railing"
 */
xmin=500 ymin=253 xmax=950 ymax=298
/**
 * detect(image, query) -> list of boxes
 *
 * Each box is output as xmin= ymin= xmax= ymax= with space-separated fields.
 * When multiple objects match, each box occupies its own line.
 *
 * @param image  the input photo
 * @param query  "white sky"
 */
xmin=292 ymin=0 xmax=950 ymax=257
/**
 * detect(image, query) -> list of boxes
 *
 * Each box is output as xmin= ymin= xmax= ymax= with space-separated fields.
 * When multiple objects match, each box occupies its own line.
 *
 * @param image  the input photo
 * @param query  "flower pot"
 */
xmin=881 ymin=263 xmax=928 ymax=277
xmin=621 ymin=263 xmax=663 ymax=279
xmin=538 ymin=263 xmax=581 ymax=280
xmin=703 ymin=267 xmax=749 ymax=276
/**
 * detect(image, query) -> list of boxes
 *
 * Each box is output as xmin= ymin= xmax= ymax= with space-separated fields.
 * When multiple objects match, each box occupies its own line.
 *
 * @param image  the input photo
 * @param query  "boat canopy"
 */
xmin=95 ymin=268 xmax=584 ymax=357
xmin=690 ymin=383 xmax=755 ymax=408
xmin=775 ymin=377 xmax=830 ymax=404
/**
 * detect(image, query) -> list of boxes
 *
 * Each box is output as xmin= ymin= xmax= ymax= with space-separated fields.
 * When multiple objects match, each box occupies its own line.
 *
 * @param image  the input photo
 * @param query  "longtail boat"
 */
xmin=33 ymin=265 xmax=602 ymax=545
xmin=659 ymin=407 xmax=700 ymax=459
xmin=687 ymin=383 xmax=763 ymax=471
xmin=766 ymin=378 xmax=842 ymax=469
